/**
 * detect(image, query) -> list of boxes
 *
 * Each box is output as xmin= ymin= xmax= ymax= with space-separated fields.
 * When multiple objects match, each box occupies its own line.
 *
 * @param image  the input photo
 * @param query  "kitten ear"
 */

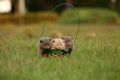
xmin=40 ymin=40 xmax=43 ymax=43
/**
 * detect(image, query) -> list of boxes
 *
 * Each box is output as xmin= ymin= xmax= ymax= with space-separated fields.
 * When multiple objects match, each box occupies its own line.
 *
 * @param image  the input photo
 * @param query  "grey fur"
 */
xmin=62 ymin=36 xmax=74 ymax=51
xmin=38 ymin=37 xmax=52 ymax=55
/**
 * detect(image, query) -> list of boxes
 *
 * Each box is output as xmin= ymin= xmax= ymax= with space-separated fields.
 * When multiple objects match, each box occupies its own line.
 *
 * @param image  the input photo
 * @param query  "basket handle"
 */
xmin=40 ymin=3 xmax=80 ymax=44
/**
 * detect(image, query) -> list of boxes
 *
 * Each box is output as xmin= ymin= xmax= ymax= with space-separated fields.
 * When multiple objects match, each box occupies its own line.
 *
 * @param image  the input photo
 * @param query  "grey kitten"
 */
xmin=62 ymin=36 xmax=74 ymax=54
xmin=38 ymin=37 xmax=52 ymax=55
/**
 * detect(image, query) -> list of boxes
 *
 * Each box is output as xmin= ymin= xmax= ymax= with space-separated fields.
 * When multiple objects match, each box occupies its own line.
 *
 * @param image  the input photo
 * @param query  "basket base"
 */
xmin=41 ymin=53 xmax=70 ymax=58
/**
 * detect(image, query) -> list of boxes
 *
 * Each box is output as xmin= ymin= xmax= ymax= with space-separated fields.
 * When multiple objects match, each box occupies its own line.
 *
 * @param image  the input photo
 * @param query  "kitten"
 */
xmin=51 ymin=38 xmax=65 ymax=50
xmin=38 ymin=37 xmax=52 ymax=56
xmin=62 ymin=36 xmax=74 ymax=54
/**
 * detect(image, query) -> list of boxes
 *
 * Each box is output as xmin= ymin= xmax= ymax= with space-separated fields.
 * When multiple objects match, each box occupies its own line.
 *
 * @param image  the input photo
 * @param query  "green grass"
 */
xmin=0 ymin=23 xmax=120 ymax=80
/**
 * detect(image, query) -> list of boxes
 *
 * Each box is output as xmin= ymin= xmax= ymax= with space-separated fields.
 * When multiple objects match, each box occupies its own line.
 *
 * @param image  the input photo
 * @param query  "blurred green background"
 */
xmin=0 ymin=0 xmax=120 ymax=80
xmin=0 ymin=0 xmax=120 ymax=24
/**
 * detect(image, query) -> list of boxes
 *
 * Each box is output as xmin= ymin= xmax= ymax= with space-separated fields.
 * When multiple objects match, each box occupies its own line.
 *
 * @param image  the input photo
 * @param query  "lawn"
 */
xmin=0 ymin=23 xmax=120 ymax=80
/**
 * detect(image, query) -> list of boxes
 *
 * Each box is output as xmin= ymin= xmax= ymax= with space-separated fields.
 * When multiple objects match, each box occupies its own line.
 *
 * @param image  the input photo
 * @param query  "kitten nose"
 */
xmin=57 ymin=44 xmax=60 ymax=46
xmin=68 ymin=44 xmax=71 ymax=46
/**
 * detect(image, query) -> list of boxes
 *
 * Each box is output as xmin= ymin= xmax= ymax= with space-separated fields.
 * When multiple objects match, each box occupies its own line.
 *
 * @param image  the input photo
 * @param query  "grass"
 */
xmin=0 ymin=23 xmax=120 ymax=80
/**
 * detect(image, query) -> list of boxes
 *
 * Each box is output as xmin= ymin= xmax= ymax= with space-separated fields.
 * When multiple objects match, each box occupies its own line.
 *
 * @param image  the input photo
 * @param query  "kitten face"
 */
xmin=62 ymin=36 xmax=74 ymax=49
xmin=39 ymin=37 xmax=52 ymax=49
xmin=51 ymin=38 xmax=65 ymax=50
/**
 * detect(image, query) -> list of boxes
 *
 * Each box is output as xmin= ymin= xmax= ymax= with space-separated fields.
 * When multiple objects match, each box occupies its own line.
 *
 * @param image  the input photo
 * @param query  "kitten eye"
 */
xmin=52 ymin=40 xmax=55 ymax=43
xmin=40 ymin=40 xmax=43 ymax=43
